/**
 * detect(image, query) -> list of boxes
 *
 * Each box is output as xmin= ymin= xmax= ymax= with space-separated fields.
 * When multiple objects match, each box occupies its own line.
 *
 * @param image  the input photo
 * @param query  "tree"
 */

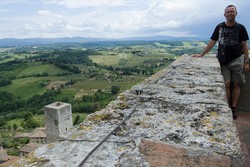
xmin=73 ymin=115 xmax=81 ymax=125
xmin=93 ymin=102 xmax=101 ymax=111
xmin=0 ymin=117 xmax=6 ymax=127
xmin=13 ymin=124 xmax=18 ymax=130
xmin=23 ymin=112 xmax=33 ymax=121
xmin=23 ymin=118 xmax=40 ymax=129
xmin=111 ymin=85 xmax=120 ymax=95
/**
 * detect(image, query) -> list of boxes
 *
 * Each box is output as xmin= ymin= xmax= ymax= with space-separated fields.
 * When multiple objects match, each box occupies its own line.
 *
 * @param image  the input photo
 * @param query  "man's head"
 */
xmin=224 ymin=5 xmax=237 ymax=22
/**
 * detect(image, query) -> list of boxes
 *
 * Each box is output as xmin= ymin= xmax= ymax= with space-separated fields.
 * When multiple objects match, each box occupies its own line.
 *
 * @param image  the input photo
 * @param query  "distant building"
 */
xmin=29 ymin=128 xmax=46 ymax=144
xmin=14 ymin=128 xmax=46 ymax=144
xmin=14 ymin=132 xmax=31 ymax=139
xmin=0 ymin=156 xmax=21 ymax=167
xmin=0 ymin=147 xmax=21 ymax=167
xmin=19 ymin=143 xmax=43 ymax=157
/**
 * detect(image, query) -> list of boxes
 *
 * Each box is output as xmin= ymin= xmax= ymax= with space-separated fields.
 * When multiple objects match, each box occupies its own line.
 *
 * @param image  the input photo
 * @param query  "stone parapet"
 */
xmin=14 ymin=54 xmax=243 ymax=167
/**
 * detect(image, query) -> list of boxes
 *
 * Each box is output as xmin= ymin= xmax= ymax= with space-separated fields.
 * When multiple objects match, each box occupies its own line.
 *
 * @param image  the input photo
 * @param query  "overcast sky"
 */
xmin=0 ymin=0 xmax=249 ymax=39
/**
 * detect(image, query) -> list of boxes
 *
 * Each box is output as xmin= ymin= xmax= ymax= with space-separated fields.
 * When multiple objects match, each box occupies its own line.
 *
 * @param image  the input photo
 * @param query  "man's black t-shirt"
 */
xmin=211 ymin=22 xmax=249 ymax=65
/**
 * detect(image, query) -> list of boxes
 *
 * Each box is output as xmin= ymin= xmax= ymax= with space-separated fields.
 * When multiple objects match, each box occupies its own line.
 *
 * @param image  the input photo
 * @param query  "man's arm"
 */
xmin=193 ymin=40 xmax=217 ymax=57
xmin=242 ymin=40 xmax=249 ymax=72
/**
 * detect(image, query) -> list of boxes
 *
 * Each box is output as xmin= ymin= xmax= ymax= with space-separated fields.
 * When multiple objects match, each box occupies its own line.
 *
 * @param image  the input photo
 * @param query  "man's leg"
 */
xmin=224 ymin=80 xmax=231 ymax=105
xmin=221 ymin=65 xmax=239 ymax=119
xmin=230 ymin=83 xmax=241 ymax=120
xmin=231 ymin=83 xmax=241 ymax=108
xmin=230 ymin=55 xmax=246 ymax=119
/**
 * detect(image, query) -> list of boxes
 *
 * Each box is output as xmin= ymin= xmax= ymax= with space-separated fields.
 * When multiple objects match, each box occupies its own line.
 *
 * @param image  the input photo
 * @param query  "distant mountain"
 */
xmin=0 ymin=36 xmax=207 ymax=47
xmin=0 ymin=37 xmax=102 ymax=47
xmin=115 ymin=35 xmax=202 ymax=41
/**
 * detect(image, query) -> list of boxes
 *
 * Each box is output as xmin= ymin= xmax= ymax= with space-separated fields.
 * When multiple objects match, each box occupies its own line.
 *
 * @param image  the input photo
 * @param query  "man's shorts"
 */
xmin=220 ymin=54 xmax=246 ymax=84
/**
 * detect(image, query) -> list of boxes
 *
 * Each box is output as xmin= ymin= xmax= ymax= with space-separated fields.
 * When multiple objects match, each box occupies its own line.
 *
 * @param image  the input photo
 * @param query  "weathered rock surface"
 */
xmin=14 ymin=55 xmax=243 ymax=167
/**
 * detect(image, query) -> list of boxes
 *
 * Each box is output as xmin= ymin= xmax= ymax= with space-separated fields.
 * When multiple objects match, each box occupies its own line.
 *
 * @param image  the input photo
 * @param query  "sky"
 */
xmin=0 ymin=0 xmax=249 ymax=39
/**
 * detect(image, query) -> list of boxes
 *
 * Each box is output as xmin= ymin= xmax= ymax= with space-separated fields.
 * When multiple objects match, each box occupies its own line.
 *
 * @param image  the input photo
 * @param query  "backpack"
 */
xmin=217 ymin=22 xmax=241 ymax=65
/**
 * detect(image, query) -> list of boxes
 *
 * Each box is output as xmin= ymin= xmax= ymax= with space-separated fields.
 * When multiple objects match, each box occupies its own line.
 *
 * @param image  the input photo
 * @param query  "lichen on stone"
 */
xmin=13 ymin=152 xmax=49 ymax=167
xmin=47 ymin=143 xmax=55 ymax=149
xmin=88 ymin=113 xmax=110 ymax=122
xmin=79 ymin=125 xmax=93 ymax=131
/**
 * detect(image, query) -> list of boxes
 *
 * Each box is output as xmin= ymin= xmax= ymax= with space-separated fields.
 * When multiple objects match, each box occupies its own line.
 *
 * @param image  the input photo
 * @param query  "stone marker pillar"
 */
xmin=44 ymin=102 xmax=73 ymax=143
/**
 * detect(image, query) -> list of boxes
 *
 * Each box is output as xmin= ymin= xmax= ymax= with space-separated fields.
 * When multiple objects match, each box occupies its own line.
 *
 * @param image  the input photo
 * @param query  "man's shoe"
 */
xmin=231 ymin=107 xmax=237 ymax=120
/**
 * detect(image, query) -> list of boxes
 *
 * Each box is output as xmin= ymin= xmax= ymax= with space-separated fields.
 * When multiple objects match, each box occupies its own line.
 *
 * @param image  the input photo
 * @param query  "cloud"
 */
xmin=38 ymin=10 xmax=63 ymax=18
xmin=0 ymin=0 xmax=249 ymax=39
xmin=0 ymin=0 xmax=29 ymax=5
xmin=42 ymin=0 xmax=128 ymax=8
xmin=0 ymin=9 xmax=9 ymax=12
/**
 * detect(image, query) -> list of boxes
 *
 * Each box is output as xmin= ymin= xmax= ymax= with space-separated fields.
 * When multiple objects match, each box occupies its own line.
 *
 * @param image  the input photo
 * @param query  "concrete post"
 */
xmin=44 ymin=102 xmax=73 ymax=143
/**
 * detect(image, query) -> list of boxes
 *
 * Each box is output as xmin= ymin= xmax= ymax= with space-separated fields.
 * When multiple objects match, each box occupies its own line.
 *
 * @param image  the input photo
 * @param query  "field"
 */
xmin=0 ymin=40 xmax=209 ymax=154
xmin=0 ymin=42 xmax=182 ymax=100
xmin=0 ymin=40 xmax=211 ymax=100
xmin=0 ymin=77 xmax=46 ymax=99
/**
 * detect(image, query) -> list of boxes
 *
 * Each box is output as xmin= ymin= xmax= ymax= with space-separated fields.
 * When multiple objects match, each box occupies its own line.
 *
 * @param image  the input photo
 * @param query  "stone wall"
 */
xmin=14 ymin=55 xmax=244 ymax=167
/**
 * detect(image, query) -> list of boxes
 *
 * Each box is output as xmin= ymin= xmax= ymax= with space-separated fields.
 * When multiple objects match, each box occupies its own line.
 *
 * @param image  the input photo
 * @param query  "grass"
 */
xmin=0 ymin=41 xmax=180 ymax=101
xmin=0 ymin=77 xmax=46 ymax=99
xmin=109 ymin=76 xmax=143 ymax=90
xmin=89 ymin=55 xmax=120 ymax=66
xmin=182 ymin=41 xmax=193 ymax=47
xmin=17 ymin=62 xmax=67 ymax=77
xmin=89 ymin=53 xmax=172 ymax=67
xmin=6 ymin=114 xmax=46 ymax=128
xmin=0 ymin=53 xmax=38 ymax=64
xmin=72 ymin=79 xmax=110 ymax=90
xmin=72 ymin=113 xmax=88 ymax=124
xmin=56 ymin=89 xmax=78 ymax=100
xmin=154 ymin=42 xmax=172 ymax=48
xmin=89 ymin=53 xmax=147 ymax=67
xmin=7 ymin=118 xmax=24 ymax=127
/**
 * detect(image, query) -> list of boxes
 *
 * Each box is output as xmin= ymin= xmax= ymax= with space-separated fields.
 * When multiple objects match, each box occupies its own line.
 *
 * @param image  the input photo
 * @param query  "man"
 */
xmin=193 ymin=5 xmax=249 ymax=119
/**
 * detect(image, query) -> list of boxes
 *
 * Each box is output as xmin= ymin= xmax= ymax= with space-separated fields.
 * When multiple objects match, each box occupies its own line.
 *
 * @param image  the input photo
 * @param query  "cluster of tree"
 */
xmin=52 ymin=49 xmax=97 ymax=65
xmin=26 ymin=90 xmax=61 ymax=109
xmin=72 ymin=89 xmax=116 ymax=113
xmin=19 ymin=72 xmax=49 ymax=78
xmin=0 ymin=90 xmax=61 ymax=117
xmin=1 ymin=131 xmax=29 ymax=154
xmin=0 ymin=77 xmax=12 ymax=87
xmin=0 ymin=89 xmax=63 ymax=140
xmin=111 ymin=85 xmax=120 ymax=94
xmin=103 ymin=62 xmax=166 ymax=76
xmin=53 ymin=62 xmax=81 ymax=74
xmin=170 ymin=48 xmax=204 ymax=55
xmin=158 ymin=41 xmax=183 ymax=46
xmin=0 ymin=91 xmax=25 ymax=115
xmin=129 ymin=50 xmax=146 ymax=56
xmin=33 ymin=49 xmax=99 ymax=74
xmin=0 ymin=71 xmax=16 ymax=87
xmin=64 ymin=79 xmax=77 ymax=87
xmin=1 ymin=59 xmax=24 ymax=66
xmin=0 ymin=85 xmax=120 ymax=128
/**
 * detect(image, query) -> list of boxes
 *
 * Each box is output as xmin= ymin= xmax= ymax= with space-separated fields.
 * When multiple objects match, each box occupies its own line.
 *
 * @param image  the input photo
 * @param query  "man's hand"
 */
xmin=192 ymin=54 xmax=203 ymax=58
xmin=244 ymin=63 xmax=249 ymax=72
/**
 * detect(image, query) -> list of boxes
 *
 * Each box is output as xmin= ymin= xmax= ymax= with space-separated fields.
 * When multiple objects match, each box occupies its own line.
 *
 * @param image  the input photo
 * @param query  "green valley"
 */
xmin=0 ymin=40 xmax=210 ymax=155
